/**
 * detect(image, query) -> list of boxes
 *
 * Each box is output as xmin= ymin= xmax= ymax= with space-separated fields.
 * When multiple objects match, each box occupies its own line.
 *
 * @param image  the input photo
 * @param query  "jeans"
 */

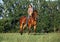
xmin=26 ymin=15 xmax=31 ymax=25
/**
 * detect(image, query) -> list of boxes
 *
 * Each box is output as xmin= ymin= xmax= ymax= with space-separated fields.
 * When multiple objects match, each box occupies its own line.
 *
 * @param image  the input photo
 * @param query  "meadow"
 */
xmin=0 ymin=33 xmax=60 ymax=42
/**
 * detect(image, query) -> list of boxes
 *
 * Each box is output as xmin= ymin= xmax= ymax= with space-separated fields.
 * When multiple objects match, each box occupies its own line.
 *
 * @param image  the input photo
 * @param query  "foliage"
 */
xmin=0 ymin=0 xmax=60 ymax=33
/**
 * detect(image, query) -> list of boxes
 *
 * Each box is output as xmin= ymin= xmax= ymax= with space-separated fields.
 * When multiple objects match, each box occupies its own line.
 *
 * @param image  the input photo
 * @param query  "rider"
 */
xmin=26 ymin=4 xmax=33 ymax=24
xmin=27 ymin=4 xmax=33 ymax=19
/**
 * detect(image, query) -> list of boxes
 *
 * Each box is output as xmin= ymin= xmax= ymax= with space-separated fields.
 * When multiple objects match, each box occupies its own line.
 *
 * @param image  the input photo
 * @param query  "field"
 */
xmin=0 ymin=33 xmax=60 ymax=42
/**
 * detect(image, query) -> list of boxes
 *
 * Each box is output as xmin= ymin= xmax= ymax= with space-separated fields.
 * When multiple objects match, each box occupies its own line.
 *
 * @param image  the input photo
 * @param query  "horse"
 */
xmin=19 ymin=10 xmax=38 ymax=35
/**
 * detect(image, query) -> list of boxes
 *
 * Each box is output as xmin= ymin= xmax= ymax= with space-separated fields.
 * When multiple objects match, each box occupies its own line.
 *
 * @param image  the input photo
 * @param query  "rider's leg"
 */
xmin=26 ymin=15 xmax=30 ymax=25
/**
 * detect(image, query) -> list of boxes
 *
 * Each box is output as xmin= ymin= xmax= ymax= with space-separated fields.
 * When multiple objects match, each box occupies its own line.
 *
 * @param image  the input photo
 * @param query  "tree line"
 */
xmin=0 ymin=0 xmax=60 ymax=33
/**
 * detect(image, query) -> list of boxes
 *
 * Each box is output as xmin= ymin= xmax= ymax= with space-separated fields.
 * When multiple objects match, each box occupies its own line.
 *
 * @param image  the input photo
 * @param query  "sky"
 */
xmin=45 ymin=0 xmax=58 ymax=1
xmin=0 ymin=0 xmax=4 ymax=5
xmin=0 ymin=0 xmax=4 ymax=19
xmin=0 ymin=0 xmax=58 ymax=4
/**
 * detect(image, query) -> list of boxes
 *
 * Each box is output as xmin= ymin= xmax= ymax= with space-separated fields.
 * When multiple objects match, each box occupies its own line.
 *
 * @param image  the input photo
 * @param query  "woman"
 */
xmin=26 ymin=4 xmax=33 ymax=24
xmin=27 ymin=4 xmax=33 ymax=19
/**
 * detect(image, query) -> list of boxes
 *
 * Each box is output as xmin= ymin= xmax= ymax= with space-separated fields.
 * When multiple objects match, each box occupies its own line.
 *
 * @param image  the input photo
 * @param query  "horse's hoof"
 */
xmin=19 ymin=31 xmax=23 ymax=35
xmin=21 ymin=33 xmax=22 ymax=35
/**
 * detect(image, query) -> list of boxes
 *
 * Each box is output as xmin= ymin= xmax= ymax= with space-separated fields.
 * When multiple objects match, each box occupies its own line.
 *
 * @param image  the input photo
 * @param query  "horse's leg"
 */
xmin=28 ymin=24 xmax=31 ymax=34
xmin=34 ymin=25 xmax=36 ymax=34
xmin=20 ymin=24 xmax=23 ymax=35
xmin=23 ymin=24 xmax=27 ymax=30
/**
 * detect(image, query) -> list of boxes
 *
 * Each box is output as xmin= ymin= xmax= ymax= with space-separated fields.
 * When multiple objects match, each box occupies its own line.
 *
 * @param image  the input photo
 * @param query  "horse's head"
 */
xmin=32 ymin=10 xmax=38 ymax=20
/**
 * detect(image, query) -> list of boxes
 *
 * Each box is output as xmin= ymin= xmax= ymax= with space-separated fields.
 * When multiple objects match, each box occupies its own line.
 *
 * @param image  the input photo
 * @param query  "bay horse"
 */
xmin=19 ymin=10 xmax=38 ymax=35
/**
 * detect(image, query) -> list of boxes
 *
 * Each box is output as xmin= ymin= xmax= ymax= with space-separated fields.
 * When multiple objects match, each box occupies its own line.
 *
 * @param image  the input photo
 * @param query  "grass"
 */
xmin=0 ymin=33 xmax=60 ymax=42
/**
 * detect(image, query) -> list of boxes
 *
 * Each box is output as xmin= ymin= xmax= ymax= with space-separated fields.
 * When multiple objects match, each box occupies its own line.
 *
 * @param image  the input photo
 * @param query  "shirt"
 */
xmin=28 ymin=8 xmax=33 ymax=16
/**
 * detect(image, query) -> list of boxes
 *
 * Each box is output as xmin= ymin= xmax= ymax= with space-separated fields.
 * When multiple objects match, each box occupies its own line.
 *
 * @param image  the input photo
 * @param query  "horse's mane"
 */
xmin=32 ymin=10 xmax=38 ymax=17
xmin=33 ymin=10 xmax=38 ymax=13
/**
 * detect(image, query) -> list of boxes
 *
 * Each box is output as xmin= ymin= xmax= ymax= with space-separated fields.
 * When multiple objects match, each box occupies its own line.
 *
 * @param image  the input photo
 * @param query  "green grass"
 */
xmin=0 ymin=33 xmax=60 ymax=42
